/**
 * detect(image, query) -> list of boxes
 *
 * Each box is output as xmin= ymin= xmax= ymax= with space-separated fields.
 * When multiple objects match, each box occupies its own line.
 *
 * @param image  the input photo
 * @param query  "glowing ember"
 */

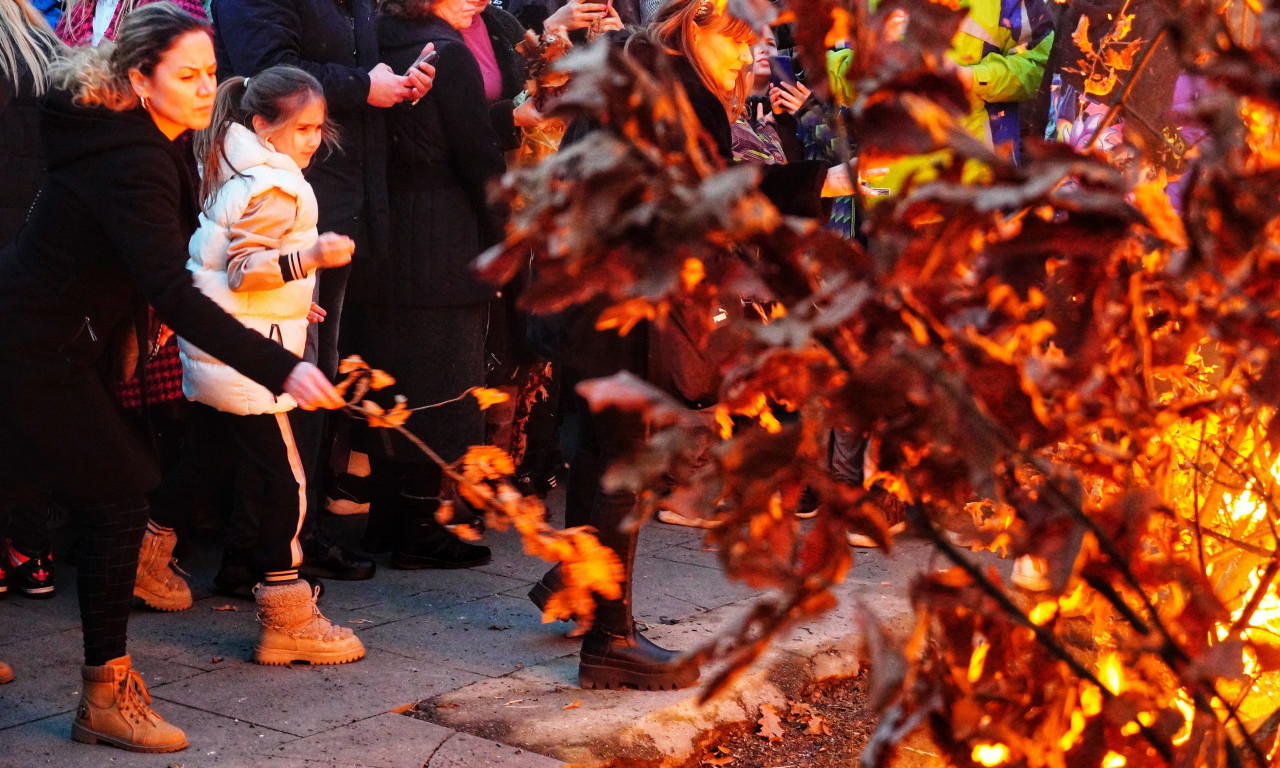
xmin=971 ymin=743 xmax=1010 ymax=766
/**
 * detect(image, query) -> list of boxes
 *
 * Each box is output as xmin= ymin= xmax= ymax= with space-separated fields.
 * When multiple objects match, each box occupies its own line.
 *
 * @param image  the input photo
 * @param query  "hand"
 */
xmin=546 ymin=0 xmax=609 ymax=31
xmin=769 ymin=81 xmax=812 ymax=115
xmin=283 ymin=361 xmax=344 ymax=410
xmin=753 ymin=99 xmax=774 ymax=126
xmin=955 ymin=64 xmax=975 ymax=91
xmin=596 ymin=2 xmax=624 ymax=32
xmin=367 ymin=62 xmax=414 ymax=108
xmin=300 ymin=232 xmax=355 ymax=272
xmin=307 ymin=303 xmax=327 ymax=324
xmin=822 ymin=163 xmax=854 ymax=197
xmin=513 ymin=98 xmax=546 ymax=128
xmin=404 ymin=43 xmax=436 ymax=103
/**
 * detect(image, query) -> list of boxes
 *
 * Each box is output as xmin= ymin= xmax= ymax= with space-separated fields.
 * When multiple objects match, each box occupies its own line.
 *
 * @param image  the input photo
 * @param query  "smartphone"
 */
xmin=404 ymin=48 xmax=439 ymax=78
xmin=768 ymin=55 xmax=796 ymax=87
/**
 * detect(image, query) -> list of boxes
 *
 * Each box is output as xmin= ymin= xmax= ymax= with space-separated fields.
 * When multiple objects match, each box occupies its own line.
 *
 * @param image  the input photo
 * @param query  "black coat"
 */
xmin=0 ymin=60 xmax=44 ymax=247
xmin=480 ymin=5 xmax=531 ymax=152
xmin=0 ymin=91 xmax=299 ymax=499
xmin=349 ymin=13 xmax=507 ymax=309
xmin=210 ymin=0 xmax=389 ymax=255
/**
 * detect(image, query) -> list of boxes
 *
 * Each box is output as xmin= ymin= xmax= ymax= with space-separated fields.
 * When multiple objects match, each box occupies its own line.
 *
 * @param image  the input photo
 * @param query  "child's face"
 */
xmin=258 ymin=95 xmax=326 ymax=170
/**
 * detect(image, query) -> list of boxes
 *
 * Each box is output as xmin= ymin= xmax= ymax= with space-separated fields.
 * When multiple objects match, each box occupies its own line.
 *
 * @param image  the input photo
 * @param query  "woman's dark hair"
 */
xmin=50 ymin=1 xmax=211 ymax=110
xmin=194 ymin=65 xmax=339 ymax=205
xmin=377 ymin=0 xmax=435 ymax=19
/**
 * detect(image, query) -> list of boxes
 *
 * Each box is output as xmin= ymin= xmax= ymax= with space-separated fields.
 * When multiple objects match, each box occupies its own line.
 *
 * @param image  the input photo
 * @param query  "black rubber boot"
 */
xmin=391 ymin=495 xmax=491 ymax=570
xmin=577 ymin=535 xmax=699 ymax=691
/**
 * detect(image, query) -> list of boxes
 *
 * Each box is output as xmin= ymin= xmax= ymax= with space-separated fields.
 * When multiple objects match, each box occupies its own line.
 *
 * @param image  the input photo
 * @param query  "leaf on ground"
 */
xmin=806 ymin=713 xmax=832 ymax=735
xmin=701 ymin=745 xmax=737 ymax=766
xmin=211 ymin=604 xmax=238 ymax=611
xmin=562 ymin=700 xmax=582 ymax=710
xmin=757 ymin=703 xmax=786 ymax=741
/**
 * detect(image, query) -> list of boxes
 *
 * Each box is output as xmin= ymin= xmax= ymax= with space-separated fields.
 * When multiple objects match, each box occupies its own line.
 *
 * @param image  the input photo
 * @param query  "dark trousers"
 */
xmin=70 ymin=495 xmax=150 ymax=666
xmin=221 ymin=410 xmax=309 ymax=575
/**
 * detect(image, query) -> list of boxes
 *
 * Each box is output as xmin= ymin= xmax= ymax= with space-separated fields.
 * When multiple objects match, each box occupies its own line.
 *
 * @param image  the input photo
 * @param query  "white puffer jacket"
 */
xmin=181 ymin=123 xmax=318 ymax=415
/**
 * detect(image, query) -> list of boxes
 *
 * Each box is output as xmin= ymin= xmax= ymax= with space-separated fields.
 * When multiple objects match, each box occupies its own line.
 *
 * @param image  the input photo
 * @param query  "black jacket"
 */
xmin=480 ymin=5 xmax=531 ymax=152
xmin=210 ymin=0 xmax=389 ymax=255
xmin=0 ymin=91 xmax=299 ymax=498
xmin=0 ymin=61 xmax=44 ymax=247
xmin=349 ymin=12 xmax=506 ymax=309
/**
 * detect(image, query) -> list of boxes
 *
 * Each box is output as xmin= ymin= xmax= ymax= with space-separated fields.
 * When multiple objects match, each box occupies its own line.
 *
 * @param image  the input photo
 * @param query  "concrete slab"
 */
xmin=426 ymin=731 xmax=566 ymax=768
xmin=272 ymin=712 xmax=454 ymax=767
xmin=358 ymin=594 xmax=580 ymax=678
xmin=153 ymin=650 xmax=483 ymax=738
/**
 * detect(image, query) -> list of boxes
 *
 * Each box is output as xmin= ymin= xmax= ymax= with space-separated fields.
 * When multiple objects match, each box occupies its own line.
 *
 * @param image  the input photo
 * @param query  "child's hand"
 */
xmin=302 ymin=232 xmax=355 ymax=272
xmin=307 ymin=303 xmax=327 ymax=324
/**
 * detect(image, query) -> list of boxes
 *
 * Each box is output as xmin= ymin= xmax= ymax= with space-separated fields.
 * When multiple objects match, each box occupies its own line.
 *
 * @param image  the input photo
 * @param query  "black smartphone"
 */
xmin=768 ymin=55 xmax=796 ymax=87
xmin=404 ymin=48 xmax=439 ymax=77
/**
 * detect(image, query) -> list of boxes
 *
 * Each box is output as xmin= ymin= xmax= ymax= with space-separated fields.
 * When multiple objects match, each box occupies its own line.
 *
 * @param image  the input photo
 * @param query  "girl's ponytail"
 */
xmin=195 ymin=76 xmax=250 ymax=205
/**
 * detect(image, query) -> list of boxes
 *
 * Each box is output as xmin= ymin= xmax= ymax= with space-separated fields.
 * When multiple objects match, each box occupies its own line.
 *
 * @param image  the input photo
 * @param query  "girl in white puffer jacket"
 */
xmin=175 ymin=66 xmax=363 ymax=666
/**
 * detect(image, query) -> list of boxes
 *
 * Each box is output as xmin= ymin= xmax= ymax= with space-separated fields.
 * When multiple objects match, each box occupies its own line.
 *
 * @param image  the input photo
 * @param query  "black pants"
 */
xmin=70 ymin=495 xmax=150 ymax=666
xmin=221 ymin=410 xmax=310 ymax=575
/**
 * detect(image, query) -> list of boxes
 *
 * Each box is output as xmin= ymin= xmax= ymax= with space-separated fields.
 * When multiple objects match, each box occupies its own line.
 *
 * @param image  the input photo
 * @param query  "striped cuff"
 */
xmin=279 ymin=252 xmax=307 ymax=282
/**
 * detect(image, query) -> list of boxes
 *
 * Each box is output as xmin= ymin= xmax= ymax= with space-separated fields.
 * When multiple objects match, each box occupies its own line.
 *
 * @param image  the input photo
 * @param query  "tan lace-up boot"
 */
xmin=134 ymin=528 xmax=192 ymax=611
xmin=71 ymin=655 xmax=188 ymax=753
xmin=253 ymin=580 xmax=365 ymax=666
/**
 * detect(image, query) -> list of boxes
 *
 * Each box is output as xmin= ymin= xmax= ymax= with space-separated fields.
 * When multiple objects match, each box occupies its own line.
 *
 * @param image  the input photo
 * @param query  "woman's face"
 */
xmin=434 ymin=0 xmax=487 ymax=30
xmin=256 ymin=95 xmax=327 ymax=170
xmin=129 ymin=30 xmax=218 ymax=140
xmin=690 ymin=17 xmax=754 ymax=96
xmin=750 ymin=32 xmax=777 ymax=82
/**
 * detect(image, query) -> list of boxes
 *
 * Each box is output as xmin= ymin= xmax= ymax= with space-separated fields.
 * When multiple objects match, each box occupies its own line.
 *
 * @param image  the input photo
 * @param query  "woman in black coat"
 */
xmin=526 ymin=0 xmax=847 ymax=692
xmin=0 ymin=4 xmax=341 ymax=752
xmin=349 ymin=0 xmax=508 ymax=570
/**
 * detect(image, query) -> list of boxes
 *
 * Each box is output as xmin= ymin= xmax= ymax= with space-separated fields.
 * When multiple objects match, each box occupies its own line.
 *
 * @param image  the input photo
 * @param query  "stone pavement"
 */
xmin=0 ymin=501 xmax=1004 ymax=767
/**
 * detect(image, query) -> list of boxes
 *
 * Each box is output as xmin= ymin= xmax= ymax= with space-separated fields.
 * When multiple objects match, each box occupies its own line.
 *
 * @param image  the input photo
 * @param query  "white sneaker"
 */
xmin=846 ymin=522 xmax=906 ymax=548
xmin=1010 ymin=555 xmax=1051 ymax=591
xmin=657 ymin=509 xmax=722 ymax=529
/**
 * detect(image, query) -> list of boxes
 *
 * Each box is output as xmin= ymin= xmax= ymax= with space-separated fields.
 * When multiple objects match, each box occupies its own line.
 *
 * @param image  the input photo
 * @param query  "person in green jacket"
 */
xmin=863 ymin=0 xmax=1055 ymax=197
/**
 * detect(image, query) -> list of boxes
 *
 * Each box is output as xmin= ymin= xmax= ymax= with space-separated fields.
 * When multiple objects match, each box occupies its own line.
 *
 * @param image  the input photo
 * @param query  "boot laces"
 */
xmin=119 ymin=669 xmax=162 ymax=726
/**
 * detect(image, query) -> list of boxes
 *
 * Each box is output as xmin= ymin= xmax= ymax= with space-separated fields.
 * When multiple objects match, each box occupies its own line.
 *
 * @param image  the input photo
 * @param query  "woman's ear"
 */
xmin=127 ymin=68 xmax=149 ymax=103
xmin=252 ymin=114 xmax=269 ymax=136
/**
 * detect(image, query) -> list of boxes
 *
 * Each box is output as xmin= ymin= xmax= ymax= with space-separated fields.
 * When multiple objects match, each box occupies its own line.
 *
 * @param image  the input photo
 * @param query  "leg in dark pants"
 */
xmin=71 ymin=495 xmax=150 ymax=665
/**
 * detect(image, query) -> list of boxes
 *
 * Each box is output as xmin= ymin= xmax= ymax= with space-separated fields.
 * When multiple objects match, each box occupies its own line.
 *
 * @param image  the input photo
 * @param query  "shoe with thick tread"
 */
xmin=253 ymin=581 xmax=364 ymax=666
xmin=578 ymin=626 xmax=700 ymax=691
xmin=71 ymin=655 xmax=188 ymax=753
xmin=133 ymin=528 xmax=192 ymax=612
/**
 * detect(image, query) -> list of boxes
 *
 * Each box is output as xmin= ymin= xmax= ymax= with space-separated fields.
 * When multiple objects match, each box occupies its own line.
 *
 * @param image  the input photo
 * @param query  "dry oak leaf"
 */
xmin=338 ymin=355 xmax=371 ymax=374
xmin=361 ymin=396 xmax=411 ymax=428
xmin=471 ymin=387 xmax=511 ymax=410
xmin=701 ymin=745 xmax=736 ymax=766
xmin=806 ymin=713 xmax=832 ymax=735
xmin=756 ymin=703 xmax=785 ymax=741
xmin=461 ymin=445 xmax=517 ymax=479
xmin=562 ymin=700 xmax=582 ymax=710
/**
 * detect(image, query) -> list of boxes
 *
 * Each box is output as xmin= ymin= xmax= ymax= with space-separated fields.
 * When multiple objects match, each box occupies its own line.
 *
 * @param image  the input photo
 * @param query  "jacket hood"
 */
xmin=218 ymin=122 xmax=302 ymax=184
xmin=38 ymin=87 xmax=179 ymax=170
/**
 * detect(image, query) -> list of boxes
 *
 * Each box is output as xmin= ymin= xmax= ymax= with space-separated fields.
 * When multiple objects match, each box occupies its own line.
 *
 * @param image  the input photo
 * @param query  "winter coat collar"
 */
xmin=217 ymin=123 xmax=303 ymax=184
xmin=39 ymin=88 xmax=182 ymax=171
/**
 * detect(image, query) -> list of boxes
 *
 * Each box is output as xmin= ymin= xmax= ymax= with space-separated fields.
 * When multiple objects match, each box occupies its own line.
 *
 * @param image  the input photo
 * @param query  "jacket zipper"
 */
xmin=81 ymin=316 xmax=98 ymax=342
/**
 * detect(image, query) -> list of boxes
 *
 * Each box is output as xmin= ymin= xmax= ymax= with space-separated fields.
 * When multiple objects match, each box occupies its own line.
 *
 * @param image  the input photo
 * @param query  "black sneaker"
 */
xmin=299 ymin=530 xmax=376 ymax=581
xmin=7 ymin=547 xmax=55 ymax=599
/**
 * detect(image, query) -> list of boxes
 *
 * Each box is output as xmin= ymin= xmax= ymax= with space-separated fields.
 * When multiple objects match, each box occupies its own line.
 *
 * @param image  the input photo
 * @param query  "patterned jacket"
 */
xmin=56 ymin=0 xmax=209 ymax=46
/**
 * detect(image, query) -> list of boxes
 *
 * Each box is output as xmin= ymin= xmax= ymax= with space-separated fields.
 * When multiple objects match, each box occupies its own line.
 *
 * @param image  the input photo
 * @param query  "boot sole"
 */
xmin=578 ymin=660 xmax=700 ymax=691
xmin=134 ymin=586 xmax=192 ymax=612
xmin=254 ymin=646 xmax=367 ymax=666
xmin=71 ymin=722 xmax=189 ymax=753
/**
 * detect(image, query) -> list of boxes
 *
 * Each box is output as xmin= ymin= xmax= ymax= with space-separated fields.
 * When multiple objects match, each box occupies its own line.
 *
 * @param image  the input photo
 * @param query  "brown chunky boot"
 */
xmin=71 ymin=655 xmax=188 ymax=753
xmin=134 ymin=527 xmax=192 ymax=611
xmin=253 ymin=580 xmax=365 ymax=666
xmin=0 ymin=660 xmax=12 ymax=684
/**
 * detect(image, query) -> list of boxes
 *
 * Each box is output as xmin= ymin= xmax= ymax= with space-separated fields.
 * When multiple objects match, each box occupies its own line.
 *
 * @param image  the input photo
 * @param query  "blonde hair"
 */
xmin=639 ymin=0 xmax=756 ymax=117
xmin=0 ymin=0 xmax=62 ymax=95
xmin=49 ymin=1 xmax=210 ymax=110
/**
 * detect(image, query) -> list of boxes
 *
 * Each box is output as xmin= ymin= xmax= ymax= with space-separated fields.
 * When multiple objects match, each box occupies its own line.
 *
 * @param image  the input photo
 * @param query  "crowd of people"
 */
xmin=0 ymin=0 xmax=1201 ymax=754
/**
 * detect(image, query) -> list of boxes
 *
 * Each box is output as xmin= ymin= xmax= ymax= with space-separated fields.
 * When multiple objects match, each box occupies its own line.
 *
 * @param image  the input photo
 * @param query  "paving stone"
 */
xmin=272 ymin=712 xmax=453 ymax=767
xmin=153 ymin=650 xmax=483 ymax=738
xmin=357 ymin=595 xmax=580 ymax=678
xmin=426 ymin=731 xmax=565 ymax=768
